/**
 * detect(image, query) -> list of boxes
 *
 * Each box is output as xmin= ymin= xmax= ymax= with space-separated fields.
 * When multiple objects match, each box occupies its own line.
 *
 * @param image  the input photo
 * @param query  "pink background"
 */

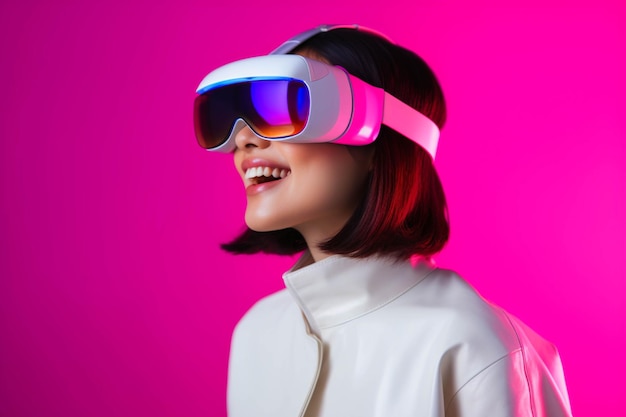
xmin=1 ymin=1 xmax=624 ymax=416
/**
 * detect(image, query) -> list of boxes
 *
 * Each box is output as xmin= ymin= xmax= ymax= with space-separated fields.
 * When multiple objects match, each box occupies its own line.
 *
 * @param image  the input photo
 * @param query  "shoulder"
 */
xmin=421 ymin=267 xmax=556 ymax=352
xmin=231 ymin=288 xmax=312 ymax=349
xmin=379 ymin=266 xmax=553 ymax=375
xmin=395 ymin=267 xmax=524 ymax=351
xmin=233 ymin=289 xmax=295 ymax=335
xmin=239 ymin=288 xmax=294 ymax=320
xmin=407 ymin=268 xmax=571 ymax=415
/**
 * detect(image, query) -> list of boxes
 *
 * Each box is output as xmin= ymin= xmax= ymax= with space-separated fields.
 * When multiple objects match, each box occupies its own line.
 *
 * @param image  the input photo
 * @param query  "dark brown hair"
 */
xmin=222 ymin=28 xmax=449 ymax=259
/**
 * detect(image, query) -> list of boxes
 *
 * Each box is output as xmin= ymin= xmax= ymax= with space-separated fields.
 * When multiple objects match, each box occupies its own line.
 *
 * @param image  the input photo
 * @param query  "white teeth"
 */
xmin=245 ymin=166 xmax=291 ymax=180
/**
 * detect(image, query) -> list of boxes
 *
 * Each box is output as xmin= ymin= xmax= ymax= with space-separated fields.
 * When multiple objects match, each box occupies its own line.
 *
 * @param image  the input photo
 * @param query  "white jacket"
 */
xmin=228 ymin=253 xmax=572 ymax=417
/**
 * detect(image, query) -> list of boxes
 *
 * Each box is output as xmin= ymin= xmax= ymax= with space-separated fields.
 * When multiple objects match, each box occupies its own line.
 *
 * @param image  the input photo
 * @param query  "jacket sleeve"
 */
xmin=445 ymin=348 xmax=573 ymax=417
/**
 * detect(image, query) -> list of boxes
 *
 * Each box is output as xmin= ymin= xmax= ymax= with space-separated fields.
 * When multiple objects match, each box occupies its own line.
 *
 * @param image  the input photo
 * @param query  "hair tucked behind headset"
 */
xmin=222 ymin=28 xmax=449 ymax=259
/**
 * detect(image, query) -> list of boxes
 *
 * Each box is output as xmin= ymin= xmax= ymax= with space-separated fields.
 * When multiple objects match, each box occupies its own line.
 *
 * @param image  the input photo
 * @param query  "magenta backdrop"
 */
xmin=1 ymin=1 xmax=624 ymax=416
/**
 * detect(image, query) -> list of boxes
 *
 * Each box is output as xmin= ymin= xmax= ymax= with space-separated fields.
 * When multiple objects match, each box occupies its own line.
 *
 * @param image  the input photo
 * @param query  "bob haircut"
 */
xmin=222 ymin=28 xmax=449 ymax=259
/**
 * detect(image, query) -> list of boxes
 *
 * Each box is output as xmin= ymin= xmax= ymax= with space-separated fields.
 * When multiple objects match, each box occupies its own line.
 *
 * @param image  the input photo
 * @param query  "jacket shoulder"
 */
xmin=413 ymin=269 xmax=571 ymax=415
xmin=233 ymin=289 xmax=296 ymax=339
xmin=414 ymin=267 xmax=525 ymax=349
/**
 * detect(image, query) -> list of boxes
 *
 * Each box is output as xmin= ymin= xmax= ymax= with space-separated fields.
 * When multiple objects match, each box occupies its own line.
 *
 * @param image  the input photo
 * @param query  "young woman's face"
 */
xmin=233 ymin=126 xmax=372 ymax=247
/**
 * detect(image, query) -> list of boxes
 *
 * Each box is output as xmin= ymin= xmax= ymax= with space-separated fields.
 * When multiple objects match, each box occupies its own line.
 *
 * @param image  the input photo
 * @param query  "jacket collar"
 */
xmin=282 ymin=252 xmax=436 ymax=336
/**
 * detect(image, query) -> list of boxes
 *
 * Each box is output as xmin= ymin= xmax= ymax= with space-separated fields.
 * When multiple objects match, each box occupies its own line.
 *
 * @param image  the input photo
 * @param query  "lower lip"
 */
xmin=245 ymin=178 xmax=285 ymax=196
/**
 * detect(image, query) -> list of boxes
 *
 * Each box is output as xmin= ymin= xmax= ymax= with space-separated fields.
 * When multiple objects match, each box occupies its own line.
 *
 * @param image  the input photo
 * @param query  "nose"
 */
xmin=234 ymin=125 xmax=271 ymax=151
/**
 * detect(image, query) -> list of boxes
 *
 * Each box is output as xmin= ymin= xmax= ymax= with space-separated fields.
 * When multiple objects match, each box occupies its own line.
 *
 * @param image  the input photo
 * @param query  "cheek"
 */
xmin=242 ymin=144 xmax=370 ymax=233
xmin=289 ymin=157 xmax=368 ymax=214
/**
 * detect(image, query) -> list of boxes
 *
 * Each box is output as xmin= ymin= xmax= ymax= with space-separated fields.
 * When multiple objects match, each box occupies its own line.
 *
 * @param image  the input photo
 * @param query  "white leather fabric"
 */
xmin=227 ymin=254 xmax=572 ymax=417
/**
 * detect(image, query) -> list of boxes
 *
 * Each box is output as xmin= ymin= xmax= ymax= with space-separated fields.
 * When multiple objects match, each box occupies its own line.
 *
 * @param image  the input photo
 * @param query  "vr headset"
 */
xmin=193 ymin=25 xmax=440 ymax=159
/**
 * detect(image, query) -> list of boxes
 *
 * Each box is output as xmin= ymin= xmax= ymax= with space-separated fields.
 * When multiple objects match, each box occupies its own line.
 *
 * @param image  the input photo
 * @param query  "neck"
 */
xmin=296 ymin=220 xmax=349 ymax=263
xmin=307 ymin=245 xmax=333 ymax=263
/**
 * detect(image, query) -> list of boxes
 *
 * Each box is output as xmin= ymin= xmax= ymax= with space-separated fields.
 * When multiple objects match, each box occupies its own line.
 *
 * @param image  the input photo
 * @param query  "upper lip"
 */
xmin=240 ymin=157 xmax=292 ymax=186
xmin=241 ymin=157 xmax=290 ymax=172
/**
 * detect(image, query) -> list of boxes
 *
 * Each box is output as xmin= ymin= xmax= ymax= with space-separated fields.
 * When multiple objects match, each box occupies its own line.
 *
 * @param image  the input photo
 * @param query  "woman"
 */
xmin=193 ymin=24 xmax=572 ymax=417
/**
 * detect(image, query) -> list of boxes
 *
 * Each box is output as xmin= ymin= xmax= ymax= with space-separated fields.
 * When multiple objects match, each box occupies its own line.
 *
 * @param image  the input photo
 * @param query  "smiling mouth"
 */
xmin=245 ymin=166 xmax=291 ymax=185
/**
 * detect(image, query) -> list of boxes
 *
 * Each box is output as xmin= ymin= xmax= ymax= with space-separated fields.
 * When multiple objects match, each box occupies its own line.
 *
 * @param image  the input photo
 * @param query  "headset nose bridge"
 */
xmin=232 ymin=119 xmax=271 ymax=150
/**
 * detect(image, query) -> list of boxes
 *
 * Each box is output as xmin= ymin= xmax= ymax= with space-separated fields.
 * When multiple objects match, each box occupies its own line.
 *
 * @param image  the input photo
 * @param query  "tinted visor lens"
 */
xmin=194 ymin=79 xmax=310 ymax=149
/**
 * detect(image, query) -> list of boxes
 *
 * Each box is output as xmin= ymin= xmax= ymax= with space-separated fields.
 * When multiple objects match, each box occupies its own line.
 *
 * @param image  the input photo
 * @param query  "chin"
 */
xmin=244 ymin=217 xmax=287 ymax=233
xmin=246 ymin=224 xmax=276 ymax=233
